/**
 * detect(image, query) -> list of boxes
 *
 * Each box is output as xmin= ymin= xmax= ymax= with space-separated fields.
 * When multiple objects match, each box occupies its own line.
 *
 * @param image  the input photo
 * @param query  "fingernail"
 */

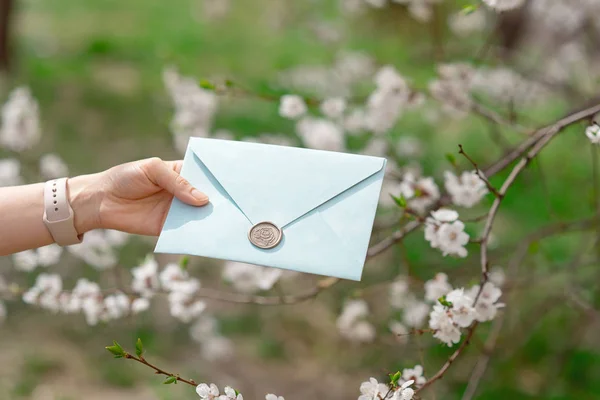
xmin=191 ymin=189 xmax=209 ymax=202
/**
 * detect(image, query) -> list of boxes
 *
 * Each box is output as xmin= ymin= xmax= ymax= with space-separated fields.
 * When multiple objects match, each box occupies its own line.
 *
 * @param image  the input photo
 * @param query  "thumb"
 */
xmin=143 ymin=158 xmax=209 ymax=206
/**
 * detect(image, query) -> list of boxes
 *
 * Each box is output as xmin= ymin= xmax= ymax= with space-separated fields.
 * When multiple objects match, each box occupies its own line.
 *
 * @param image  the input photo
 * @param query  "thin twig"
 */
xmin=461 ymin=313 xmax=504 ymax=400
xmin=415 ymin=322 xmax=479 ymax=394
xmin=124 ymin=353 xmax=197 ymax=387
xmin=458 ymin=144 xmax=502 ymax=198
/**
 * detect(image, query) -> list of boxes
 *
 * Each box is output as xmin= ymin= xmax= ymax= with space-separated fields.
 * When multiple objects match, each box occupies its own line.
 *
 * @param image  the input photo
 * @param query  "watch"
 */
xmin=42 ymin=178 xmax=84 ymax=246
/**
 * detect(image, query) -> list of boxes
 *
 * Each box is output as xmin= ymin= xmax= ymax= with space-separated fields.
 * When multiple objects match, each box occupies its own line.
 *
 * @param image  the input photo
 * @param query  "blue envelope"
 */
xmin=155 ymin=137 xmax=386 ymax=281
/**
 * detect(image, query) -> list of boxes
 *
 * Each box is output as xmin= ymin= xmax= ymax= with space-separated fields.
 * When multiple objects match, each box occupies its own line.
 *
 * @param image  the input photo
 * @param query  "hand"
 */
xmin=68 ymin=158 xmax=209 ymax=236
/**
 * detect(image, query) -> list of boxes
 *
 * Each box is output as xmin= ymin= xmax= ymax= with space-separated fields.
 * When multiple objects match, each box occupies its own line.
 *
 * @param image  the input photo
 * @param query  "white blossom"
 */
xmin=0 ymin=87 xmax=41 ymax=152
xmin=67 ymin=230 xmax=121 ymax=269
xmin=39 ymin=154 xmax=69 ymax=179
xmin=201 ymin=336 xmax=234 ymax=362
xmin=362 ymin=138 xmax=388 ymax=157
xmin=197 ymin=383 xmax=220 ymax=399
xmin=12 ymin=250 xmax=39 ymax=272
xmin=37 ymin=244 xmax=63 ymax=267
xmin=402 ymin=299 xmax=430 ymax=328
xmin=131 ymin=297 xmax=150 ymax=314
xmin=424 ymin=273 xmax=452 ymax=302
xmin=398 ymin=173 xmax=440 ymax=214
xmin=223 ymin=386 xmax=242 ymax=400
xmin=586 ymin=124 xmax=600 ymax=145
xmin=448 ymin=8 xmax=486 ymax=37
xmin=430 ymin=209 xmax=458 ymax=223
xmin=396 ymin=136 xmax=423 ymax=158
xmin=446 ymin=288 xmax=477 ymax=327
xmin=131 ymin=256 xmax=160 ymax=297
xmin=265 ymin=395 xmax=284 ymax=400
xmin=436 ymin=221 xmax=469 ymax=258
xmin=104 ymin=230 xmax=130 ymax=247
xmin=392 ymin=380 xmax=415 ymax=400
xmin=0 ymin=158 xmax=22 ymax=187
xmin=222 ymin=261 xmax=282 ymax=293
xmin=279 ymin=95 xmax=307 ymax=119
xmin=429 ymin=304 xmax=461 ymax=346
xmin=358 ymin=377 xmax=388 ymax=400
xmin=489 ymin=266 xmax=506 ymax=287
xmin=467 ymin=282 xmax=505 ymax=322
xmin=401 ymin=365 xmax=426 ymax=386
xmin=103 ymin=292 xmax=130 ymax=320
xmin=190 ymin=315 xmax=234 ymax=361
xmin=320 ymin=97 xmax=347 ymax=119
xmin=483 ymin=0 xmax=526 ymax=12
xmin=389 ymin=278 xmax=410 ymax=309
xmin=365 ymin=0 xmax=387 ymax=8
xmin=379 ymin=179 xmax=404 ymax=208
xmin=343 ymin=108 xmax=367 ymax=135
xmin=22 ymin=273 xmax=63 ymax=312
xmin=337 ymin=299 xmax=375 ymax=342
xmin=444 ymin=170 xmax=488 ymax=208
xmin=169 ymin=290 xmax=206 ymax=323
xmin=296 ymin=117 xmax=345 ymax=151
xmin=163 ymin=67 xmax=218 ymax=155
xmin=389 ymin=320 xmax=409 ymax=344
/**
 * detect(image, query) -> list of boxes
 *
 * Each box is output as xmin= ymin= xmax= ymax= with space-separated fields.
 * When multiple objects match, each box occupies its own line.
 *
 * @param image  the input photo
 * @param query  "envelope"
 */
xmin=155 ymin=137 xmax=386 ymax=281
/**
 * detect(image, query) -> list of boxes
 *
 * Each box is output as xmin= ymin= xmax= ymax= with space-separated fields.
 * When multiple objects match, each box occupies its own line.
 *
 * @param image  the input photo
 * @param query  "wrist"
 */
xmin=67 ymin=173 xmax=104 ymax=235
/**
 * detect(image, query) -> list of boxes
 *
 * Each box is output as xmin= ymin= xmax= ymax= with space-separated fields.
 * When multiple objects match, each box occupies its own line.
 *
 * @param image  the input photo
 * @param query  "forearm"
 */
xmin=0 ymin=174 xmax=104 ymax=255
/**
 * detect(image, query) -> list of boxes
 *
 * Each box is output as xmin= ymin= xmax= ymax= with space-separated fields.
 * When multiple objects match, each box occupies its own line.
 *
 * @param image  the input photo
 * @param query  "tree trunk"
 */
xmin=0 ymin=0 xmax=14 ymax=72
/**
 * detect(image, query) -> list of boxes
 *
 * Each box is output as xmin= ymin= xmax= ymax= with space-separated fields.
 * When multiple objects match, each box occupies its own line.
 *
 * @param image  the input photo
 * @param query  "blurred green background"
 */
xmin=1 ymin=0 xmax=600 ymax=399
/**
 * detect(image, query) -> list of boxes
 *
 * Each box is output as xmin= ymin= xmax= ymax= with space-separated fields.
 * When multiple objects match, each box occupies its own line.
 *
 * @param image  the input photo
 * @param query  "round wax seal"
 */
xmin=248 ymin=221 xmax=283 ymax=249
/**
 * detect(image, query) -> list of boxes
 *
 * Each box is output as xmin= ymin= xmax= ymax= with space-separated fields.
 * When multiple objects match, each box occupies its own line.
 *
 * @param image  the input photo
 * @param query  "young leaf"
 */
xmin=135 ymin=338 xmax=144 ymax=357
xmin=391 ymin=194 xmax=407 ymax=208
xmin=445 ymin=153 xmax=457 ymax=166
xmin=164 ymin=376 xmax=177 ymax=385
xmin=199 ymin=80 xmax=215 ymax=90
xmin=462 ymin=4 xmax=478 ymax=14
xmin=390 ymin=370 xmax=401 ymax=386
xmin=179 ymin=256 xmax=190 ymax=270
xmin=105 ymin=340 xmax=125 ymax=358
xmin=438 ymin=295 xmax=454 ymax=308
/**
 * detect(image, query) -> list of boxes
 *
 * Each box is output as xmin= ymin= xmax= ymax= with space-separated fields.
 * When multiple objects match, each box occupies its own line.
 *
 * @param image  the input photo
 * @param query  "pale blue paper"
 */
xmin=155 ymin=137 xmax=386 ymax=281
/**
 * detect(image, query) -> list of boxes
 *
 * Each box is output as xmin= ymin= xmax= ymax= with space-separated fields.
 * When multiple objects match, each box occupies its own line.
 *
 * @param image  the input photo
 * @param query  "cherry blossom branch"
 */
xmin=460 ymin=314 xmax=504 ymax=400
xmin=415 ymin=322 xmax=479 ymax=395
xmin=480 ymin=102 xmax=600 ymax=278
xmin=124 ymin=353 xmax=197 ymax=387
xmin=106 ymin=339 xmax=197 ymax=387
xmin=457 ymin=144 xmax=502 ymax=198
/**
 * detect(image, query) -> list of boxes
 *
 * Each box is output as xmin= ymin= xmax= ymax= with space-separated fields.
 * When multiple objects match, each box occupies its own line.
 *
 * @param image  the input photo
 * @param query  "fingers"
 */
xmin=143 ymin=158 xmax=209 ymax=206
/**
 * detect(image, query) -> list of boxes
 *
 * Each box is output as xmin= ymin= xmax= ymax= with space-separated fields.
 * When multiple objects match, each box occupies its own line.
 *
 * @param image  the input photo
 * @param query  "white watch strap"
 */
xmin=43 ymin=178 xmax=83 ymax=246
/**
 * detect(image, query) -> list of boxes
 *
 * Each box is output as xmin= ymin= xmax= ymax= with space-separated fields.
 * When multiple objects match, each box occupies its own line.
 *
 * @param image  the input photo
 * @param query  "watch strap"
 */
xmin=43 ymin=178 xmax=83 ymax=246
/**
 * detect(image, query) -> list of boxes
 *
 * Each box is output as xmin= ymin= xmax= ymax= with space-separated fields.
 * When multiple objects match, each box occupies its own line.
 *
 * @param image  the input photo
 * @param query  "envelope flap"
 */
xmin=189 ymin=138 xmax=385 ymax=228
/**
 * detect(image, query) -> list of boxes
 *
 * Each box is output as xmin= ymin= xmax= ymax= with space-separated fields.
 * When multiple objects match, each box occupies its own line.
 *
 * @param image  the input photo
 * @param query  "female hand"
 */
xmin=0 ymin=157 xmax=209 ymax=255
xmin=71 ymin=158 xmax=209 ymax=236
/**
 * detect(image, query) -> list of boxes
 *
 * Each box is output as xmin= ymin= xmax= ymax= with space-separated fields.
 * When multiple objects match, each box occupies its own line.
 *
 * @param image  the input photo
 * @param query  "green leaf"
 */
xmin=199 ymin=80 xmax=215 ymax=90
xmin=179 ymin=256 xmax=190 ymax=270
xmin=445 ymin=152 xmax=457 ymax=166
xmin=462 ymin=4 xmax=479 ymax=14
xmin=164 ymin=376 xmax=177 ymax=385
xmin=105 ymin=340 xmax=125 ymax=358
xmin=135 ymin=338 xmax=144 ymax=357
xmin=438 ymin=295 xmax=453 ymax=308
xmin=391 ymin=194 xmax=407 ymax=208
xmin=224 ymin=79 xmax=234 ymax=88
xmin=390 ymin=371 xmax=401 ymax=385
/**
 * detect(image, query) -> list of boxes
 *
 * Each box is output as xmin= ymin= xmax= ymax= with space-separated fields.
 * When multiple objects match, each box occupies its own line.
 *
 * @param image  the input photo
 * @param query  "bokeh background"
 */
xmin=2 ymin=0 xmax=600 ymax=399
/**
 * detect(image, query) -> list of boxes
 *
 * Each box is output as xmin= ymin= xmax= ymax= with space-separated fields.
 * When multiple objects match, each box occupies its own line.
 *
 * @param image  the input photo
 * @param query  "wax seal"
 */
xmin=248 ymin=221 xmax=282 ymax=249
